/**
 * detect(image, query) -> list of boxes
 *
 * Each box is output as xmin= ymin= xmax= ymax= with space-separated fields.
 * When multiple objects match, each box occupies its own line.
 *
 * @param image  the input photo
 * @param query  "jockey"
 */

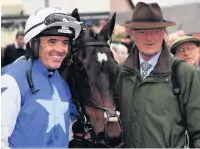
xmin=1 ymin=7 xmax=82 ymax=148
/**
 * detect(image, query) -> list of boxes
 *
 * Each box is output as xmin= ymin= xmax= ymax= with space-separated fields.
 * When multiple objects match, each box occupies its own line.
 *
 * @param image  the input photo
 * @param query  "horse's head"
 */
xmin=69 ymin=9 xmax=122 ymax=147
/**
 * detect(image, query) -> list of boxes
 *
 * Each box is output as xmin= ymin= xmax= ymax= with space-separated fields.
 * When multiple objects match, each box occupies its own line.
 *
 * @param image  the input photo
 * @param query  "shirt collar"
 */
xmin=15 ymin=43 xmax=26 ymax=49
xmin=139 ymin=50 xmax=161 ymax=68
xmin=34 ymin=59 xmax=58 ymax=78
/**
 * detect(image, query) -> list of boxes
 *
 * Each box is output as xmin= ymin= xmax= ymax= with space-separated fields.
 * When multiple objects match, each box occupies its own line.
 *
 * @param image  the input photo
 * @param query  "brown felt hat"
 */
xmin=122 ymin=2 xmax=176 ymax=29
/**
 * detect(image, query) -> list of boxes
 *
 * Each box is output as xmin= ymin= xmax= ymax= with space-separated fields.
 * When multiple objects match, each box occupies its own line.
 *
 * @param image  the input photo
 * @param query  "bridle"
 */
xmin=69 ymin=35 xmax=124 ymax=148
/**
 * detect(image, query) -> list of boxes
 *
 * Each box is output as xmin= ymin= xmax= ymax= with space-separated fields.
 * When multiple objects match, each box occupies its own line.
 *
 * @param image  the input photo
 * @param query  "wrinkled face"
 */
xmin=131 ymin=28 xmax=166 ymax=60
xmin=175 ymin=41 xmax=200 ymax=67
xmin=16 ymin=35 xmax=25 ymax=48
xmin=39 ymin=36 xmax=69 ymax=69
xmin=73 ymin=30 xmax=121 ymax=140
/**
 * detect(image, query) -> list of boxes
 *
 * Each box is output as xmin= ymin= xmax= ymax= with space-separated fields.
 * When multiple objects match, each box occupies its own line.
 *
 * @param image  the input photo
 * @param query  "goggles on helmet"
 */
xmin=25 ymin=13 xmax=78 ymax=35
xmin=44 ymin=13 xmax=77 ymax=25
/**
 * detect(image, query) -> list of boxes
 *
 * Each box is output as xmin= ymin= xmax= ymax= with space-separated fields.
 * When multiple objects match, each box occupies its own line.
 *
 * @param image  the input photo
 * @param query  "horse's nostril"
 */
xmin=96 ymin=132 xmax=105 ymax=141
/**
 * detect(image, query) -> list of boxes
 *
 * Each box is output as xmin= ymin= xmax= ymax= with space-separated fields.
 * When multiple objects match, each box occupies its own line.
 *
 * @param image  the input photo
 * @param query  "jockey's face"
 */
xmin=39 ymin=36 xmax=69 ymax=69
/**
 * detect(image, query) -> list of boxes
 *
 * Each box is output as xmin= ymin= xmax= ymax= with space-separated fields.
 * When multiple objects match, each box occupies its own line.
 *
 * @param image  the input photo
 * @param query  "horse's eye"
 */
xmin=77 ymin=66 xmax=83 ymax=71
xmin=77 ymin=65 xmax=85 ymax=74
xmin=80 ymin=67 xmax=84 ymax=71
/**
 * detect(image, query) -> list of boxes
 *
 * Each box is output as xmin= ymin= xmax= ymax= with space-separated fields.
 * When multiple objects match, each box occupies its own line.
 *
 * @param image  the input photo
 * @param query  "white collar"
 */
xmin=139 ymin=50 xmax=161 ymax=68
xmin=14 ymin=43 xmax=26 ymax=49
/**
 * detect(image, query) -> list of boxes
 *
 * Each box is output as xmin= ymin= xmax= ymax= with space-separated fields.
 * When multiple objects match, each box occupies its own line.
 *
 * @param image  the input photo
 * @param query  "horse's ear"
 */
xmin=99 ymin=13 xmax=116 ymax=41
xmin=71 ymin=8 xmax=81 ymax=22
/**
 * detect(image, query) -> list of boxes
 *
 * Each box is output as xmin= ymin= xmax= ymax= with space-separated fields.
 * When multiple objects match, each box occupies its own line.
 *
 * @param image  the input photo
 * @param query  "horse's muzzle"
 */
xmin=104 ymin=111 xmax=120 ymax=122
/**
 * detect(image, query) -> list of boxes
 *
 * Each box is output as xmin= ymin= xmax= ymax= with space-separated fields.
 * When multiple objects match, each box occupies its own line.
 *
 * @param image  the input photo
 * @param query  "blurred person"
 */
xmin=176 ymin=29 xmax=185 ymax=36
xmin=193 ymin=33 xmax=200 ymax=39
xmin=116 ymin=2 xmax=200 ymax=148
xmin=123 ymin=20 xmax=132 ymax=41
xmin=112 ymin=24 xmax=134 ymax=53
xmin=85 ymin=20 xmax=93 ymax=28
xmin=192 ymin=33 xmax=200 ymax=69
xmin=112 ymin=24 xmax=127 ymax=41
xmin=2 ymin=31 xmax=26 ymax=67
xmin=167 ymin=32 xmax=178 ymax=47
xmin=170 ymin=35 xmax=200 ymax=70
xmin=1 ymin=7 xmax=82 ymax=148
xmin=92 ymin=19 xmax=108 ymax=33
xmin=120 ymin=38 xmax=135 ymax=53
xmin=1 ymin=46 xmax=5 ymax=67
xmin=124 ymin=20 xmax=131 ymax=33
xmin=120 ymin=20 xmax=135 ymax=53
xmin=167 ymin=30 xmax=185 ymax=48
xmin=99 ymin=19 xmax=107 ymax=27
xmin=111 ymin=43 xmax=128 ymax=64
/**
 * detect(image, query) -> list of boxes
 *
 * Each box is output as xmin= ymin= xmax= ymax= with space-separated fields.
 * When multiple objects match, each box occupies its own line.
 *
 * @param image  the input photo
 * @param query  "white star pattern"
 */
xmin=36 ymin=85 xmax=69 ymax=133
xmin=97 ymin=52 xmax=108 ymax=64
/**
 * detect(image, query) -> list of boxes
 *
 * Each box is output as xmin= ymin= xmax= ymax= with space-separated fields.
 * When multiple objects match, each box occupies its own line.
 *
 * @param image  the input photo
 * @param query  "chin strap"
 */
xmin=26 ymin=58 xmax=40 ymax=94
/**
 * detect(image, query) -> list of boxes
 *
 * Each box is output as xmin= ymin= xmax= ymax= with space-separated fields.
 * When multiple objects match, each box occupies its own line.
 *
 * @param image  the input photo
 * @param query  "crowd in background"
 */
xmin=1 ymin=18 xmax=200 ymax=69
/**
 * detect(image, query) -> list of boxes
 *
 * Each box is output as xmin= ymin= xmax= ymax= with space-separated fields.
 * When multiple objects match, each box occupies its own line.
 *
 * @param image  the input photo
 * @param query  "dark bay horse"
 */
xmin=59 ymin=9 xmax=123 ymax=148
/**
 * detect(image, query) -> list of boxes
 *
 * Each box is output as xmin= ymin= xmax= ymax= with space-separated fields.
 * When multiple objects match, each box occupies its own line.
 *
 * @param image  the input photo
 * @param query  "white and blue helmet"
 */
xmin=24 ymin=7 xmax=82 ymax=44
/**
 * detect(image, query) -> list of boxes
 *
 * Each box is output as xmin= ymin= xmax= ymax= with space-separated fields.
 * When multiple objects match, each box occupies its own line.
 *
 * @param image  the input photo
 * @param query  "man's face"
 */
xmin=131 ymin=28 xmax=166 ymax=59
xmin=16 ymin=35 xmax=25 ymax=48
xmin=175 ymin=41 xmax=200 ymax=67
xmin=39 ymin=36 xmax=69 ymax=69
xmin=117 ymin=46 xmax=128 ymax=63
